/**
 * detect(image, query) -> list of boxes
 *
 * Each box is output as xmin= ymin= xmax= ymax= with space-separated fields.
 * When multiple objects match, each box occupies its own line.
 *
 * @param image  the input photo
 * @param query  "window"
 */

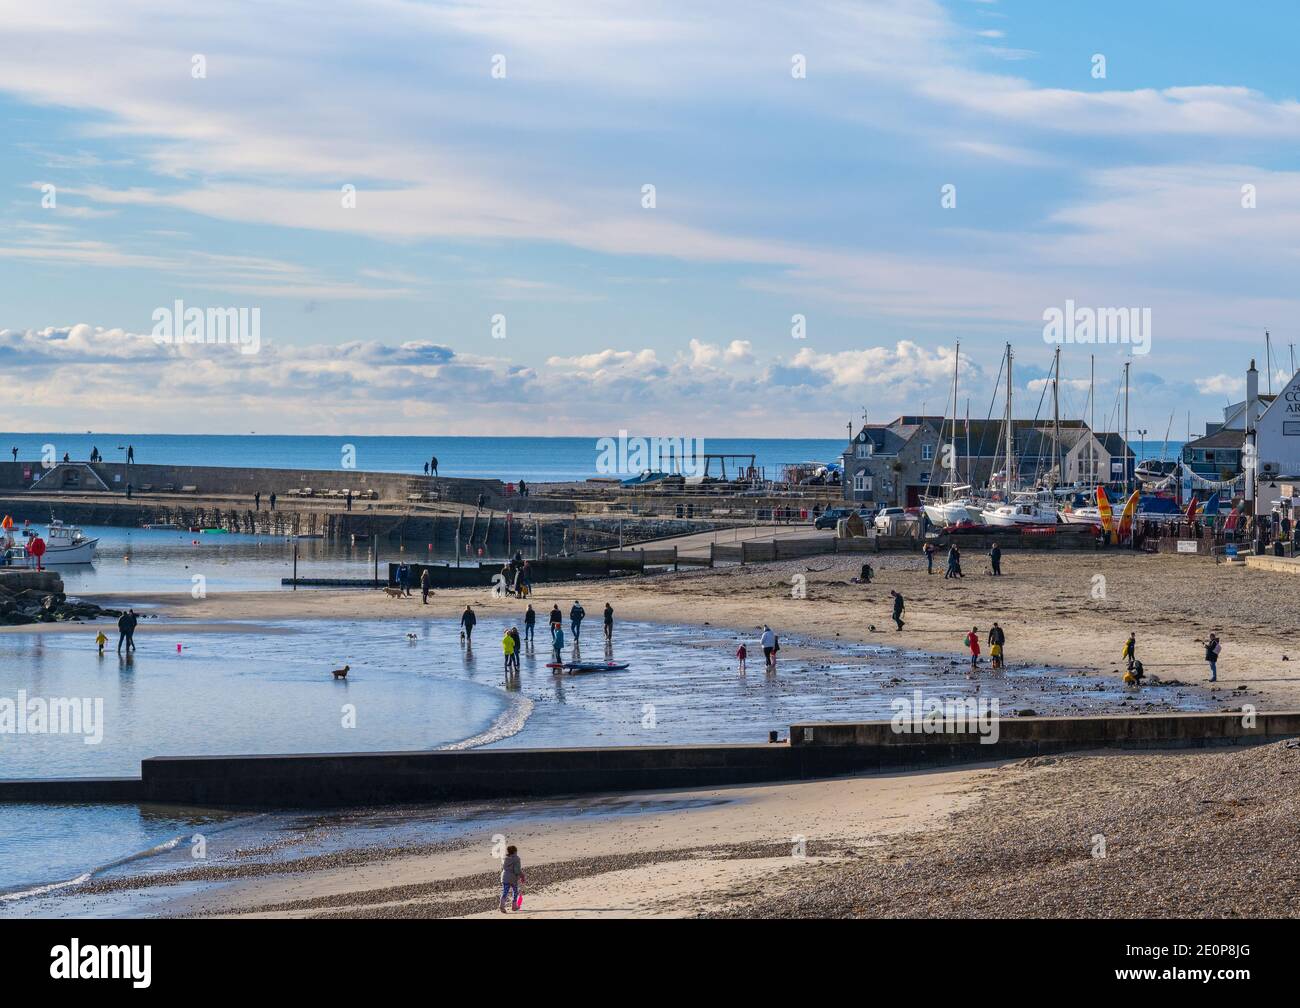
xmin=921 ymin=443 xmax=934 ymax=461
xmin=854 ymin=473 xmax=871 ymax=492
xmin=855 ymin=443 xmax=870 ymax=459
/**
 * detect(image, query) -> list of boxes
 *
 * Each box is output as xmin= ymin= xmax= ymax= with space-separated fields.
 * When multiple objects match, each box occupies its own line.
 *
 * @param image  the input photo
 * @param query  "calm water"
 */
xmin=0 ymin=433 xmax=847 ymax=483
xmin=33 ymin=525 xmax=484 ymax=595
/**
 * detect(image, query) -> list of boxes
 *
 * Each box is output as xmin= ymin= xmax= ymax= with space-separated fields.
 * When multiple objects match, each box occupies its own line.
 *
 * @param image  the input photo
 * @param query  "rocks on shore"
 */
xmin=0 ymin=582 xmax=122 ymax=625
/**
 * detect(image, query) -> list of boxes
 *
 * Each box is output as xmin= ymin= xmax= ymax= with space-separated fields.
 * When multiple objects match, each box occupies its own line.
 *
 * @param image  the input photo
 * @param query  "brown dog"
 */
xmin=331 ymin=665 xmax=350 ymax=679
xmin=382 ymin=586 xmax=404 ymax=599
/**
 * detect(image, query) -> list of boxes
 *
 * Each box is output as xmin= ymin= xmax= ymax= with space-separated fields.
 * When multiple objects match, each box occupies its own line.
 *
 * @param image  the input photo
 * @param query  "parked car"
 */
xmin=814 ymin=507 xmax=852 ymax=530
xmin=874 ymin=507 xmax=905 ymax=531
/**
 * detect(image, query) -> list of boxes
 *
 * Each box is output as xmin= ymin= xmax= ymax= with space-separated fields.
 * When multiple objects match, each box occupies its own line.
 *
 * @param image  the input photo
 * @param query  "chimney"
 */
xmin=1247 ymin=358 xmax=1259 ymax=430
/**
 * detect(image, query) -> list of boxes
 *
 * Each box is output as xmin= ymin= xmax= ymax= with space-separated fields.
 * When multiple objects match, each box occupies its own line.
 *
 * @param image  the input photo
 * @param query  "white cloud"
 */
xmin=1195 ymin=374 xmax=1243 ymax=397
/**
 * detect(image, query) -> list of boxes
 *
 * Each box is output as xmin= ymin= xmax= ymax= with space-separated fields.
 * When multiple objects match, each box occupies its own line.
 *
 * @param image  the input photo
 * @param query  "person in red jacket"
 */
xmin=965 ymin=626 xmax=981 ymax=668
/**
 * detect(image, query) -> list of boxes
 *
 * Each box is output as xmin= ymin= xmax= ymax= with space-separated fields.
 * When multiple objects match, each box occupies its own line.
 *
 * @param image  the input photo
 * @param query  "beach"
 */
xmin=5 ymin=545 xmax=1300 ymax=917
xmin=141 ymin=548 xmax=1300 ymax=710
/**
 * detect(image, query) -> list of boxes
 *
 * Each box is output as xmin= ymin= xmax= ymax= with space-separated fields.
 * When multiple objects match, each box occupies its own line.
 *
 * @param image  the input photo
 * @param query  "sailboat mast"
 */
xmin=950 ymin=342 xmax=960 ymax=487
xmin=1005 ymin=343 xmax=1013 ymax=499
xmin=1090 ymin=354 xmax=1095 ymax=485
xmin=1124 ymin=361 xmax=1131 ymax=498
xmin=1052 ymin=346 xmax=1061 ymax=490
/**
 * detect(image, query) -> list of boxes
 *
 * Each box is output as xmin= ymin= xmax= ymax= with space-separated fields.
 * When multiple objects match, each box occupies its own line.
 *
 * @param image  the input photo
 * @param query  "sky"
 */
xmin=2 ymin=0 xmax=1299 ymax=438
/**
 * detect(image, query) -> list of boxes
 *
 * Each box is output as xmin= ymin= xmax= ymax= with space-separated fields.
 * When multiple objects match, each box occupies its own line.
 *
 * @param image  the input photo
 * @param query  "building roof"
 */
xmin=1185 ymin=428 xmax=1246 ymax=450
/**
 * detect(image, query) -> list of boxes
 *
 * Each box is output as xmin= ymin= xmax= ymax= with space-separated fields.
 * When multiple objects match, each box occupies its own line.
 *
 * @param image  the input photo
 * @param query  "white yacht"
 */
xmin=922 ymin=495 xmax=987 ymax=526
xmin=982 ymin=493 xmax=1061 ymax=527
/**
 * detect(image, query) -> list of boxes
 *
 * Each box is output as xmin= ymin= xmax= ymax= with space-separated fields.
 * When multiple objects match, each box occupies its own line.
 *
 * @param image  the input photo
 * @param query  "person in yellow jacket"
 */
xmin=95 ymin=630 xmax=108 ymax=654
xmin=1121 ymin=632 xmax=1136 ymax=671
xmin=502 ymin=629 xmax=518 ymax=676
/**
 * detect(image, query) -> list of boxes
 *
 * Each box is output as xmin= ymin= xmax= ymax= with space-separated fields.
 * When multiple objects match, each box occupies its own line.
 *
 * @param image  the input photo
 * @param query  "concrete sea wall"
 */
xmin=2 ymin=711 xmax=1296 ymax=808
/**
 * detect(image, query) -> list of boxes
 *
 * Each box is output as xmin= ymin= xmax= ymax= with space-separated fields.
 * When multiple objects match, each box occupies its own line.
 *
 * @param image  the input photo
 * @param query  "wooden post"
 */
xmin=674 ymin=545 xmax=679 ymax=571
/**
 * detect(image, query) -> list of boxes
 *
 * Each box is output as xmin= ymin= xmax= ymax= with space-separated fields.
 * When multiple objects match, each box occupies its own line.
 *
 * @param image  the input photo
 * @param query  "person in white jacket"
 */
xmin=760 ymin=625 xmax=777 ymax=669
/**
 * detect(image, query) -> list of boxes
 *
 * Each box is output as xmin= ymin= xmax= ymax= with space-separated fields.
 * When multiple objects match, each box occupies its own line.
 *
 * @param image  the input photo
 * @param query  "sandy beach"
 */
xmin=9 ymin=546 xmax=1298 ymax=918
xmin=65 ymin=740 xmax=1300 ymax=920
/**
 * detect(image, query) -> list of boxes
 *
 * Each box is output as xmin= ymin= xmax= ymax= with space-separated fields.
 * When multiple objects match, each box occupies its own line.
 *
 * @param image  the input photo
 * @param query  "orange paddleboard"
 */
xmin=1095 ymin=486 xmax=1114 ymax=534
xmin=1116 ymin=489 xmax=1141 ymax=540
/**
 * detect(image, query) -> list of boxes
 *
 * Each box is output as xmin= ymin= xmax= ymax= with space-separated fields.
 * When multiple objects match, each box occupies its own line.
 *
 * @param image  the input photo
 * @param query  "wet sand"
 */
xmin=39 ymin=548 xmax=1300 ymax=709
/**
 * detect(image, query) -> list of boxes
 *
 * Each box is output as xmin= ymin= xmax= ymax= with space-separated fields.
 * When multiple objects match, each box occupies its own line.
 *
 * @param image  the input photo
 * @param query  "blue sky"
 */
xmin=2 ymin=0 xmax=1299 ymax=437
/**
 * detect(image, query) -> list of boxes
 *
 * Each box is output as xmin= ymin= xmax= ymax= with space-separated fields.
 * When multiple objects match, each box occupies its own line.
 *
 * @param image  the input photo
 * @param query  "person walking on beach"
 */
xmin=95 ymin=630 xmax=107 ymax=654
xmin=760 ymin=625 xmax=777 ymax=668
xmin=502 ymin=628 xmax=516 ymax=675
xmin=522 ymin=561 xmax=533 ymax=596
xmin=551 ymin=623 xmax=564 ymax=665
xmin=269 ymin=492 xmax=276 ymax=511
xmin=420 ymin=567 xmax=431 ymax=604
xmin=499 ymin=845 xmax=524 ymax=913
xmin=988 ymin=622 xmax=1005 ymax=669
xmin=345 ymin=489 xmax=352 ymax=512
xmin=524 ymin=603 xmax=536 ymax=642
xmin=127 ymin=445 xmax=134 ymax=464
xmin=116 ymin=608 xmax=138 ymax=654
xmin=890 ymin=590 xmax=905 ymax=631
xmin=254 ymin=491 xmax=261 ymax=511
xmin=988 ymin=542 xmax=1002 ymax=576
xmin=548 ymin=603 xmax=562 ymax=630
xmin=423 ymin=461 xmax=429 ymax=475
xmin=603 ymin=602 xmax=614 ymax=640
xmin=1122 ymin=632 xmax=1137 ymax=672
xmin=509 ymin=626 xmax=521 ymax=663
xmin=1199 ymin=633 xmax=1221 ymax=682
xmin=924 ymin=541 xmax=935 ymax=575
xmin=430 ymin=456 xmax=439 ymax=477
xmin=736 ymin=642 xmax=747 ymax=673
xmin=570 ymin=600 xmax=585 ymax=640
xmin=460 ymin=604 xmax=477 ymax=644
xmin=965 ymin=626 xmax=981 ymax=668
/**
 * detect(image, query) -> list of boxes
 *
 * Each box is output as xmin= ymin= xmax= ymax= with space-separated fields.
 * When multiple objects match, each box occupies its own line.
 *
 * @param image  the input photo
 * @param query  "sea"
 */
xmin=0 ymin=433 xmax=849 ymax=483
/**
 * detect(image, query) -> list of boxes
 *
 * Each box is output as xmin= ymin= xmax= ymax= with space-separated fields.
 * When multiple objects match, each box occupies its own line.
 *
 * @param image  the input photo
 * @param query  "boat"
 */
xmin=1061 ymin=505 xmax=1101 ymax=525
xmin=922 ymin=486 xmax=987 ymax=526
xmin=982 ymin=492 xmax=1061 ymax=527
xmin=1134 ymin=458 xmax=1178 ymax=484
xmin=142 ymin=522 xmax=183 ymax=530
xmin=8 ymin=520 xmax=100 ymax=564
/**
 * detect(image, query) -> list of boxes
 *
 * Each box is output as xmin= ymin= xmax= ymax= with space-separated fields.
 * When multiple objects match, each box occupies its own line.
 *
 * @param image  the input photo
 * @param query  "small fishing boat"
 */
xmin=7 ymin=520 xmax=100 ymax=564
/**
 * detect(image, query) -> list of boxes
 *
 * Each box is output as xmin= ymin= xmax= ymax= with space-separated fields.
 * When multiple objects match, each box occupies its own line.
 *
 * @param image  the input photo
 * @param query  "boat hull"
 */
xmin=37 ymin=539 xmax=99 ymax=564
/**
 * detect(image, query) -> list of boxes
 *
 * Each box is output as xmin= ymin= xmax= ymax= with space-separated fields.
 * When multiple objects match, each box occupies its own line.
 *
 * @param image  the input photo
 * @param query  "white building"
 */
xmin=1253 ymin=365 xmax=1300 ymax=480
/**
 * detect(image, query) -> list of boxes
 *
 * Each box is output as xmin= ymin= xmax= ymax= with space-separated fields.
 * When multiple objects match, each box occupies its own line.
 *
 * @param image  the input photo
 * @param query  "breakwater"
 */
xmin=3 ymin=711 xmax=1295 ymax=808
